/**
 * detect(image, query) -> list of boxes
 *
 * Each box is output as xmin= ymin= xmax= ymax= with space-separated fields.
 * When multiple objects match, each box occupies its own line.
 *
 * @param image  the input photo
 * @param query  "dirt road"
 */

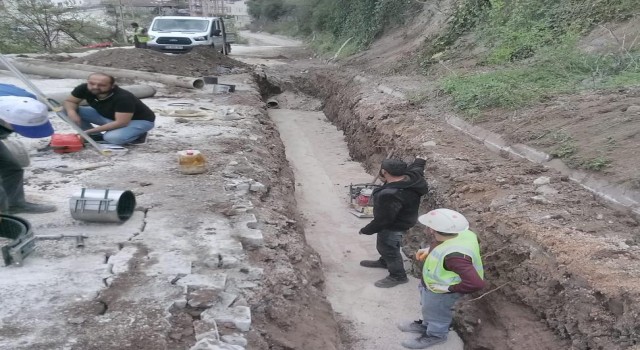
xmin=270 ymin=109 xmax=463 ymax=350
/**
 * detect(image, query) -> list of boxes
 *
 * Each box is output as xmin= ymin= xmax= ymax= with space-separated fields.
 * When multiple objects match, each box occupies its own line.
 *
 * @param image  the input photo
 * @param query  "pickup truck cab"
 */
xmin=147 ymin=16 xmax=232 ymax=54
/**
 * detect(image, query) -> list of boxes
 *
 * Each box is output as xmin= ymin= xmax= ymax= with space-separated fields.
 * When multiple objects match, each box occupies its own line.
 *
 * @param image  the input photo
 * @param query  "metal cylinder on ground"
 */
xmin=69 ymin=188 xmax=136 ymax=223
xmin=1 ymin=58 xmax=204 ymax=89
xmin=0 ymin=214 xmax=33 ymax=266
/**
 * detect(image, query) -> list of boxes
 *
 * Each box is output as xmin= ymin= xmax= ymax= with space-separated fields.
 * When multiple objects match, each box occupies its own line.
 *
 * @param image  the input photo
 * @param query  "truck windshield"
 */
xmin=152 ymin=19 xmax=209 ymax=32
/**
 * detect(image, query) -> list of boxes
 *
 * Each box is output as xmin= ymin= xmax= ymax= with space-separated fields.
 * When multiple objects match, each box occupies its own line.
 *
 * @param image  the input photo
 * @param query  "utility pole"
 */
xmin=117 ymin=0 xmax=127 ymax=44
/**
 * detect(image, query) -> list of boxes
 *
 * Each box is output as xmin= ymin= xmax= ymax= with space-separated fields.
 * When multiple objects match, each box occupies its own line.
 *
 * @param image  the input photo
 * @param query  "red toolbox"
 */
xmin=50 ymin=133 xmax=84 ymax=154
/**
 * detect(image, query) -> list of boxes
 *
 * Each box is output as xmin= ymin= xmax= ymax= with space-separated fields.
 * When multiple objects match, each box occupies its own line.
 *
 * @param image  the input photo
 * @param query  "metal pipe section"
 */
xmin=2 ymin=58 xmax=205 ymax=89
xmin=69 ymin=188 xmax=137 ymax=223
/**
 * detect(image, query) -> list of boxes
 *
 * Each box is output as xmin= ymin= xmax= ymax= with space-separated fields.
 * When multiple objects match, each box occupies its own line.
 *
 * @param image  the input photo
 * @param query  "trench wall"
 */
xmin=261 ymin=69 xmax=640 ymax=350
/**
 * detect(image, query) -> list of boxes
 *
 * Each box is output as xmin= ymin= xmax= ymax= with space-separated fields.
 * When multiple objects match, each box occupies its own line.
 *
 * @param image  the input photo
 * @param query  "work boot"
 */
xmin=374 ymin=275 xmax=409 ymax=288
xmin=401 ymin=335 xmax=447 ymax=349
xmin=8 ymin=202 xmax=57 ymax=214
xmin=398 ymin=320 xmax=427 ymax=333
xmin=359 ymin=259 xmax=387 ymax=269
xmin=129 ymin=132 xmax=148 ymax=145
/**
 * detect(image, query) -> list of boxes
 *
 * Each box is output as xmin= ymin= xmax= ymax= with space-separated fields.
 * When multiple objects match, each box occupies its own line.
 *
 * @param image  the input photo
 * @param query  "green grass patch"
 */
xmin=582 ymin=156 xmax=611 ymax=171
xmin=442 ymin=45 xmax=640 ymax=111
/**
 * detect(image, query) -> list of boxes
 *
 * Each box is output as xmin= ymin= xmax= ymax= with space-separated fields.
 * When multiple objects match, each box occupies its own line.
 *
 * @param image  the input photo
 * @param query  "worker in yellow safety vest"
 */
xmin=130 ymin=22 xmax=149 ymax=48
xmin=398 ymin=208 xmax=485 ymax=349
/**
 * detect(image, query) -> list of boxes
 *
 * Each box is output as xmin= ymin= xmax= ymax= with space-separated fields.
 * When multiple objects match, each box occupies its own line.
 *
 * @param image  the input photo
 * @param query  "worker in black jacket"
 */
xmin=360 ymin=156 xmax=428 ymax=288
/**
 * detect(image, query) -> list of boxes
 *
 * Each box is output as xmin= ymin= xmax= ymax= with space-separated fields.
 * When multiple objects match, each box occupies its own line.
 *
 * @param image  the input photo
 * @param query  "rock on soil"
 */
xmin=68 ymin=47 xmax=249 ymax=77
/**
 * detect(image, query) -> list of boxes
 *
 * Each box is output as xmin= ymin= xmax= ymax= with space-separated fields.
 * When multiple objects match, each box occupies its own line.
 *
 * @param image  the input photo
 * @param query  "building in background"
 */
xmin=189 ymin=0 xmax=249 ymax=28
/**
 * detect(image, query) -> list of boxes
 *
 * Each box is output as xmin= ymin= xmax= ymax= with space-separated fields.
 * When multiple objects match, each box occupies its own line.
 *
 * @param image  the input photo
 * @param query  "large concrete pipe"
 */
xmin=1 ymin=58 xmax=205 ymax=89
xmin=46 ymin=85 xmax=157 ymax=104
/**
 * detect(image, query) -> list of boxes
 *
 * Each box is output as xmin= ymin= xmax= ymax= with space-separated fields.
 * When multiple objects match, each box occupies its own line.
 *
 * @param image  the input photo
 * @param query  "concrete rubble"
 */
xmin=0 ymin=51 xmax=300 ymax=349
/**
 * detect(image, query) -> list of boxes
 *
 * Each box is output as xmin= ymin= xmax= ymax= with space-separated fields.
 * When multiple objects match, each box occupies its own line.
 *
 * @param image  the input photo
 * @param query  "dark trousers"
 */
xmin=0 ymin=141 xmax=25 ymax=212
xmin=376 ymin=229 xmax=406 ymax=279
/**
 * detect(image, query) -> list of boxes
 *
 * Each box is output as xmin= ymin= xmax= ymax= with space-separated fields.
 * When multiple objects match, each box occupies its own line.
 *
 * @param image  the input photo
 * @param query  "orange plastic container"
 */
xmin=177 ymin=150 xmax=206 ymax=174
xmin=50 ymin=133 xmax=84 ymax=154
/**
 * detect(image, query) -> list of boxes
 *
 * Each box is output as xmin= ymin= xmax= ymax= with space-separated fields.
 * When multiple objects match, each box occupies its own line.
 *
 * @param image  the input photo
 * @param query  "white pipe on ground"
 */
xmin=1 ymin=58 xmax=205 ymax=89
xmin=46 ymin=85 xmax=157 ymax=105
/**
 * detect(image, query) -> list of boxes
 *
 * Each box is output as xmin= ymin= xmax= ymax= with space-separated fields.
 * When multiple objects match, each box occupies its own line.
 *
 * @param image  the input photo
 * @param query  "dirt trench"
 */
xmin=256 ymin=67 xmax=640 ymax=350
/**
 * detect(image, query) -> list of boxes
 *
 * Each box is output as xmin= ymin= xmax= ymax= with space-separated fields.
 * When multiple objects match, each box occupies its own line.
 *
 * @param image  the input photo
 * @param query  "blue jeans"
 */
xmin=78 ymin=106 xmax=154 ymax=145
xmin=420 ymin=284 xmax=460 ymax=339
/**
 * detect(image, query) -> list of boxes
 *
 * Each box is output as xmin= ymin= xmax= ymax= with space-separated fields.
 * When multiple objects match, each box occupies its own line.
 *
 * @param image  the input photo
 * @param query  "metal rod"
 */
xmin=0 ymin=54 xmax=108 ymax=155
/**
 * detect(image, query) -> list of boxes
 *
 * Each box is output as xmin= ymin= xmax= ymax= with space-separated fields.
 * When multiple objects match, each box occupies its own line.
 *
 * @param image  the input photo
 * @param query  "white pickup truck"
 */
xmin=147 ymin=16 xmax=233 ymax=54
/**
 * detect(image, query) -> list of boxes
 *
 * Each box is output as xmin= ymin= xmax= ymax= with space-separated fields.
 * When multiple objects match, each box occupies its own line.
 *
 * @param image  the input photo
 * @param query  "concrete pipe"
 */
xmin=266 ymin=99 xmax=279 ymax=109
xmin=46 ymin=85 xmax=157 ymax=105
xmin=2 ymin=58 xmax=205 ymax=89
xmin=69 ymin=188 xmax=136 ymax=223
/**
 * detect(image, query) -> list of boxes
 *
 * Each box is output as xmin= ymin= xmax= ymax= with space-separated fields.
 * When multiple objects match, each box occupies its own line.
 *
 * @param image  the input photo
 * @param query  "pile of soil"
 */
xmin=68 ymin=47 xmax=249 ymax=77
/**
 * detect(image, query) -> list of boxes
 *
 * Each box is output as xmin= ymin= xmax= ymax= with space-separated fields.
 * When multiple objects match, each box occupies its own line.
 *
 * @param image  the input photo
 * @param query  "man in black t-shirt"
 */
xmin=63 ymin=73 xmax=155 ymax=145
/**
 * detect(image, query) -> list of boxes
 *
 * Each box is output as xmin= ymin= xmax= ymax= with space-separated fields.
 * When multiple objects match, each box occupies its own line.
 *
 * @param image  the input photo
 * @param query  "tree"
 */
xmin=247 ymin=0 xmax=293 ymax=21
xmin=1 ymin=0 xmax=105 ymax=52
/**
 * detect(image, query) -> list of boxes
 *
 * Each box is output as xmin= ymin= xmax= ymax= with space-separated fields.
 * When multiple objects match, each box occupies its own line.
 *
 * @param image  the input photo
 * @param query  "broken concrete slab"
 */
xmin=188 ymin=288 xmax=220 ymax=308
xmin=234 ymin=213 xmax=259 ymax=229
xmin=144 ymin=252 xmax=192 ymax=277
xmin=533 ymin=176 xmax=551 ymax=186
xmin=194 ymin=320 xmax=218 ymax=341
xmin=221 ymin=334 xmax=248 ymax=347
xmin=107 ymin=244 xmax=139 ymax=274
xmin=190 ymin=338 xmax=245 ymax=350
xmin=177 ymin=273 xmax=227 ymax=291
xmin=232 ymin=228 xmax=264 ymax=249
xmin=201 ymin=305 xmax=252 ymax=332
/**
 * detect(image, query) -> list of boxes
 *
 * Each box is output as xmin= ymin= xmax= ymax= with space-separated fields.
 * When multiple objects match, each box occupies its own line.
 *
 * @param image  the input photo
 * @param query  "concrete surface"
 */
xmin=271 ymin=109 xmax=463 ymax=350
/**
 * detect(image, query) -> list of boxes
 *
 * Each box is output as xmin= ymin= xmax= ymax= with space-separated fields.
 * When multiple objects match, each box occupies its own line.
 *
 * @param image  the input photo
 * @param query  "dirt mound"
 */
xmin=69 ymin=47 xmax=249 ymax=77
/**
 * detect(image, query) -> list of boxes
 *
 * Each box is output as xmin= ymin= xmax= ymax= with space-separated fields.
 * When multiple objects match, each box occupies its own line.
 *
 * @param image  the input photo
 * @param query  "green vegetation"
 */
xmin=247 ymin=0 xmax=419 ymax=54
xmin=549 ymin=131 xmax=578 ymax=159
xmin=582 ymin=156 xmax=611 ymax=171
xmin=430 ymin=0 xmax=640 ymax=113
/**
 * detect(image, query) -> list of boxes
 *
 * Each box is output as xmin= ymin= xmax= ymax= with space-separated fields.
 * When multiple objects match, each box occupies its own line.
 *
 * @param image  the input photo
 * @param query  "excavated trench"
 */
xmin=255 ymin=67 xmax=640 ymax=350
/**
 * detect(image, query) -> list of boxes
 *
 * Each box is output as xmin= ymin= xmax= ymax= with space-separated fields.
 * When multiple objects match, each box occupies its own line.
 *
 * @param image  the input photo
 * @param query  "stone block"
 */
xmin=177 ymin=273 xmax=227 ymax=291
xmin=249 ymin=182 xmax=266 ymax=193
xmin=236 ymin=214 xmax=258 ymax=229
xmin=190 ymin=338 xmax=245 ymax=350
xmin=201 ymin=306 xmax=251 ymax=332
xmin=188 ymin=289 xmax=219 ymax=308
xmin=221 ymin=334 xmax=248 ymax=347
xmin=533 ymin=176 xmax=551 ymax=186
xmin=233 ymin=228 xmax=264 ymax=249
xmin=194 ymin=320 xmax=217 ymax=341
xmin=107 ymin=245 xmax=138 ymax=274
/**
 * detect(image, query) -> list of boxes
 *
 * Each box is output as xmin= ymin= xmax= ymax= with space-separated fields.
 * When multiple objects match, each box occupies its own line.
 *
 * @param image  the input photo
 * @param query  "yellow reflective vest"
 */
xmin=134 ymin=27 xmax=149 ymax=43
xmin=422 ymin=229 xmax=484 ymax=293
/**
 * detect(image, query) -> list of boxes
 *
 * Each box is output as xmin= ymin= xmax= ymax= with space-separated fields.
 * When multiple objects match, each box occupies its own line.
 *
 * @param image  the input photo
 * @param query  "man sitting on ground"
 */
xmin=63 ymin=73 xmax=155 ymax=145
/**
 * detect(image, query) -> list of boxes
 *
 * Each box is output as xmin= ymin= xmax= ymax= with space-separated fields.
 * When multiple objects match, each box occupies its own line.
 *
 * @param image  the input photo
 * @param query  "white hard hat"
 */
xmin=418 ymin=208 xmax=469 ymax=234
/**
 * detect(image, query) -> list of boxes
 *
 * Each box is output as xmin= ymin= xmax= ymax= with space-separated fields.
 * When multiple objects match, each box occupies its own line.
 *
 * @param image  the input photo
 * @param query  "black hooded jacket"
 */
xmin=360 ymin=158 xmax=429 ymax=235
